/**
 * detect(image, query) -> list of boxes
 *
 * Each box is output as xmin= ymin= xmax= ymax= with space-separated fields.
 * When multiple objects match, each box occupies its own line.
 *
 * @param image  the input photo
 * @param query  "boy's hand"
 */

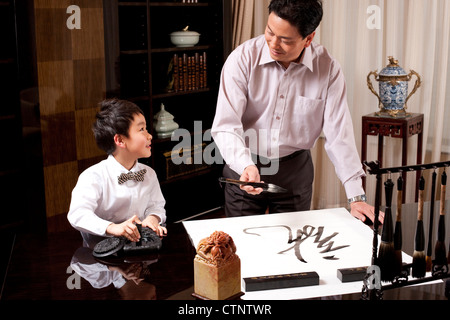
xmin=106 ymin=215 xmax=142 ymax=242
xmin=142 ymin=215 xmax=167 ymax=238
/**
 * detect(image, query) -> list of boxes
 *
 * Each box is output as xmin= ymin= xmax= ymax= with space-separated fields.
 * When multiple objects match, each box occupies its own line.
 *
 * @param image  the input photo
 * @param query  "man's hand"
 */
xmin=106 ymin=215 xmax=142 ymax=242
xmin=350 ymin=201 xmax=384 ymax=225
xmin=240 ymin=165 xmax=263 ymax=195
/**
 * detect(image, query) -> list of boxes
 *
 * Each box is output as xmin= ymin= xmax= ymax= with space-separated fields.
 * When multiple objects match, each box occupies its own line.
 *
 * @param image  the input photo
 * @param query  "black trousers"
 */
xmin=222 ymin=150 xmax=314 ymax=217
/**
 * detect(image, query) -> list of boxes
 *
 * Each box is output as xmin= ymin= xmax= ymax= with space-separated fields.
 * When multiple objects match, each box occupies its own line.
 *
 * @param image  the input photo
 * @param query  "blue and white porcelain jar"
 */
xmin=367 ymin=57 xmax=421 ymax=118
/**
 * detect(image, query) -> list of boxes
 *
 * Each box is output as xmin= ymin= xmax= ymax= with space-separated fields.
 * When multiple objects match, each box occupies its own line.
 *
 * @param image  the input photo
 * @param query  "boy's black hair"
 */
xmin=93 ymin=99 xmax=144 ymax=155
xmin=268 ymin=0 xmax=323 ymax=38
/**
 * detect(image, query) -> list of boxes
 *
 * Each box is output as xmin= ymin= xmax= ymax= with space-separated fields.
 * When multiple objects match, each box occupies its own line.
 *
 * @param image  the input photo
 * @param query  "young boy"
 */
xmin=68 ymin=99 xmax=167 ymax=246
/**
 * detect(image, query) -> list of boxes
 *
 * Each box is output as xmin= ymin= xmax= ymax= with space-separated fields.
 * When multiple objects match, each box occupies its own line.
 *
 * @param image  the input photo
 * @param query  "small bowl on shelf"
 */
xmin=170 ymin=27 xmax=200 ymax=47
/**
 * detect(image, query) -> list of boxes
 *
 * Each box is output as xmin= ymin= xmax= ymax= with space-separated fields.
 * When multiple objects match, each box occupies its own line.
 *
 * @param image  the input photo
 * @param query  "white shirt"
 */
xmin=211 ymin=35 xmax=365 ymax=199
xmin=70 ymin=247 xmax=127 ymax=289
xmin=68 ymin=155 xmax=166 ymax=242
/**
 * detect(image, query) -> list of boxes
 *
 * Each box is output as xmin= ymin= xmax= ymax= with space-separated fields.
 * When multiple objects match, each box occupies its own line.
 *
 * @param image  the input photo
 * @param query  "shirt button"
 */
xmin=280 ymin=95 xmax=285 ymax=99
xmin=276 ymin=116 xmax=281 ymax=120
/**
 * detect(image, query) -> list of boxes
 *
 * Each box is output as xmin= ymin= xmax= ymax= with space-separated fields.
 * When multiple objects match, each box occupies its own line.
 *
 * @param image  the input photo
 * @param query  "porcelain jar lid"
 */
xmin=170 ymin=30 xmax=200 ymax=36
xmin=379 ymin=57 xmax=407 ymax=78
xmin=154 ymin=104 xmax=174 ymax=121
xmin=170 ymin=26 xmax=200 ymax=37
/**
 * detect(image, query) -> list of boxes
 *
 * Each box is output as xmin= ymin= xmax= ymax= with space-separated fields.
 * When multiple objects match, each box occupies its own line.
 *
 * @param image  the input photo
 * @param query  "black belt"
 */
xmin=254 ymin=150 xmax=306 ymax=165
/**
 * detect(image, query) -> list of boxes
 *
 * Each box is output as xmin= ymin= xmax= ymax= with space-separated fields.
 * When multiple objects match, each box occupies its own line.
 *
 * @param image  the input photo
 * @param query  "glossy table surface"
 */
xmin=1 ymin=206 xmax=449 ymax=301
xmin=1 ymin=221 xmax=196 ymax=301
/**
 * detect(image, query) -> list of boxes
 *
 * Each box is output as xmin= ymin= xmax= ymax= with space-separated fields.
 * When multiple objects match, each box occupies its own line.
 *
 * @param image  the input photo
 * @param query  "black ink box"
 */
xmin=337 ymin=267 xmax=367 ymax=283
xmin=244 ymin=272 xmax=319 ymax=292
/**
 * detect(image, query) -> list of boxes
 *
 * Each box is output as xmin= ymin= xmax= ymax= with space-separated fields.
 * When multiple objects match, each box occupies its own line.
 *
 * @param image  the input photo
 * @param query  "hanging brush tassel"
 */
xmin=426 ymin=170 xmax=437 ymax=272
xmin=434 ymin=171 xmax=447 ymax=266
xmin=394 ymin=176 xmax=403 ymax=276
xmin=412 ymin=176 xmax=426 ymax=278
xmin=378 ymin=178 xmax=396 ymax=282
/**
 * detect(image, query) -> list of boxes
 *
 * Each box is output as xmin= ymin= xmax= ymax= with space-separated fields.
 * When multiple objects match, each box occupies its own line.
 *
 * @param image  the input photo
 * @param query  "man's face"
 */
xmin=265 ymin=12 xmax=315 ymax=69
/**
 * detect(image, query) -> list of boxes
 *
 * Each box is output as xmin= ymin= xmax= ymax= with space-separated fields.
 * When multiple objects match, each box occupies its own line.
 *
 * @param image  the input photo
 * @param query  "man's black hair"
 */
xmin=268 ymin=0 xmax=323 ymax=38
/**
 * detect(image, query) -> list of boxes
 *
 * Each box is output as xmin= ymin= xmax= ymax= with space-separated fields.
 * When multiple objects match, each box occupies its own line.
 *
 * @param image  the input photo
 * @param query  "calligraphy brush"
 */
xmin=394 ymin=176 xmax=403 ymax=276
xmin=412 ymin=176 xmax=426 ymax=278
xmin=434 ymin=171 xmax=447 ymax=265
xmin=426 ymin=170 xmax=437 ymax=272
xmin=378 ymin=178 xmax=396 ymax=282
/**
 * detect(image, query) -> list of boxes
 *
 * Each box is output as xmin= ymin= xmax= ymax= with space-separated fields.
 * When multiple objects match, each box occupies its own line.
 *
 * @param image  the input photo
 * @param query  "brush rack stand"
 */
xmin=361 ymin=160 xmax=450 ymax=300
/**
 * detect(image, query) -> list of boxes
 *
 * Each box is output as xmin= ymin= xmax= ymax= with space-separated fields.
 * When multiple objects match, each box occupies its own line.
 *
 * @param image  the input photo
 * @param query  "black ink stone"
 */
xmin=244 ymin=272 xmax=319 ymax=291
xmin=123 ymin=226 xmax=162 ymax=253
xmin=337 ymin=267 xmax=368 ymax=283
xmin=92 ymin=227 xmax=162 ymax=258
xmin=93 ymin=237 xmax=125 ymax=258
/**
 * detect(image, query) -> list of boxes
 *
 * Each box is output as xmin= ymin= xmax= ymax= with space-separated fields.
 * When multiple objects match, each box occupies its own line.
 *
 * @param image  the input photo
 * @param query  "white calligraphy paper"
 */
xmin=183 ymin=208 xmax=413 ymax=300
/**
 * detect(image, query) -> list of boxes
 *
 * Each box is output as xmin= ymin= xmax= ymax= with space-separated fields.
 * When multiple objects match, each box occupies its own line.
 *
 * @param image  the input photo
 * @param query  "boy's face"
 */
xmin=122 ymin=113 xmax=152 ymax=159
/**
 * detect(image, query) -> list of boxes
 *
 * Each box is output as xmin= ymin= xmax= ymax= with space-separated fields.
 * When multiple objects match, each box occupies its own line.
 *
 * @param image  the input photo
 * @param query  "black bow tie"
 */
xmin=118 ymin=169 xmax=147 ymax=185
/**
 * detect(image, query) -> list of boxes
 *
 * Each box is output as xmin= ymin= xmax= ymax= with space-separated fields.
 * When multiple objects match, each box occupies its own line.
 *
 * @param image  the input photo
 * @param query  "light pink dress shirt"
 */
xmin=211 ymin=35 xmax=365 ymax=199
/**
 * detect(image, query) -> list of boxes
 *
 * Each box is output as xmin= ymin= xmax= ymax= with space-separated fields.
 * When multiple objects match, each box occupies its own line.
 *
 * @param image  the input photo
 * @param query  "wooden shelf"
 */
xmin=122 ymin=89 xmax=214 ymax=102
xmin=151 ymin=45 xmax=212 ymax=53
xmin=120 ymin=49 xmax=148 ymax=55
xmin=149 ymin=2 xmax=210 ymax=7
xmin=118 ymin=2 xmax=147 ymax=6
xmin=119 ymin=2 xmax=209 ymax=7
xmin=152 ymin=87 xmax=210 ymax=99
xmin=120 ymin=45 xmax=212 ymax=55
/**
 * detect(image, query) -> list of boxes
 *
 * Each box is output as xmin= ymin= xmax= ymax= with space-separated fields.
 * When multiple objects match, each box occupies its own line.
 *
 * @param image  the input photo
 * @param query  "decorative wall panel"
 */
xmin=34 ymin=0 xmax=106 ymax=232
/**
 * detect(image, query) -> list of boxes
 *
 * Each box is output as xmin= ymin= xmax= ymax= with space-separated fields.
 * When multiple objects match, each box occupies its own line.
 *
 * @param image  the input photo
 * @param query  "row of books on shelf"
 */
xmin=169 ymin=52 xmax=208 ymax=93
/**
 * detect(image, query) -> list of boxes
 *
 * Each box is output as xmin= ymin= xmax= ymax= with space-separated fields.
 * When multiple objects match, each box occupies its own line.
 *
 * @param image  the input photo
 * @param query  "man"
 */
xmin=211 ymin=0 xmax=380 ymax=224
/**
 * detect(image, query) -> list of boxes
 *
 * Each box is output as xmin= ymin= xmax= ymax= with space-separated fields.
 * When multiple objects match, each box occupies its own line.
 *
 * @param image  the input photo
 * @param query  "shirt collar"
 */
xmin=107 ymin=155 xmax=138 ymax=173
xmin=300 ymin=44 xmax=314 ymax=72
xmin=260 ymin=41 xmax=314 ymax=72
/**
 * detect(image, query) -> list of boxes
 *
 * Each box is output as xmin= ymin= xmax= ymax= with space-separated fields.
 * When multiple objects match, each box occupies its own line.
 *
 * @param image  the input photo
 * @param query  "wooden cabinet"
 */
xmin=107 ymin=0 xmax=231 ymax=221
